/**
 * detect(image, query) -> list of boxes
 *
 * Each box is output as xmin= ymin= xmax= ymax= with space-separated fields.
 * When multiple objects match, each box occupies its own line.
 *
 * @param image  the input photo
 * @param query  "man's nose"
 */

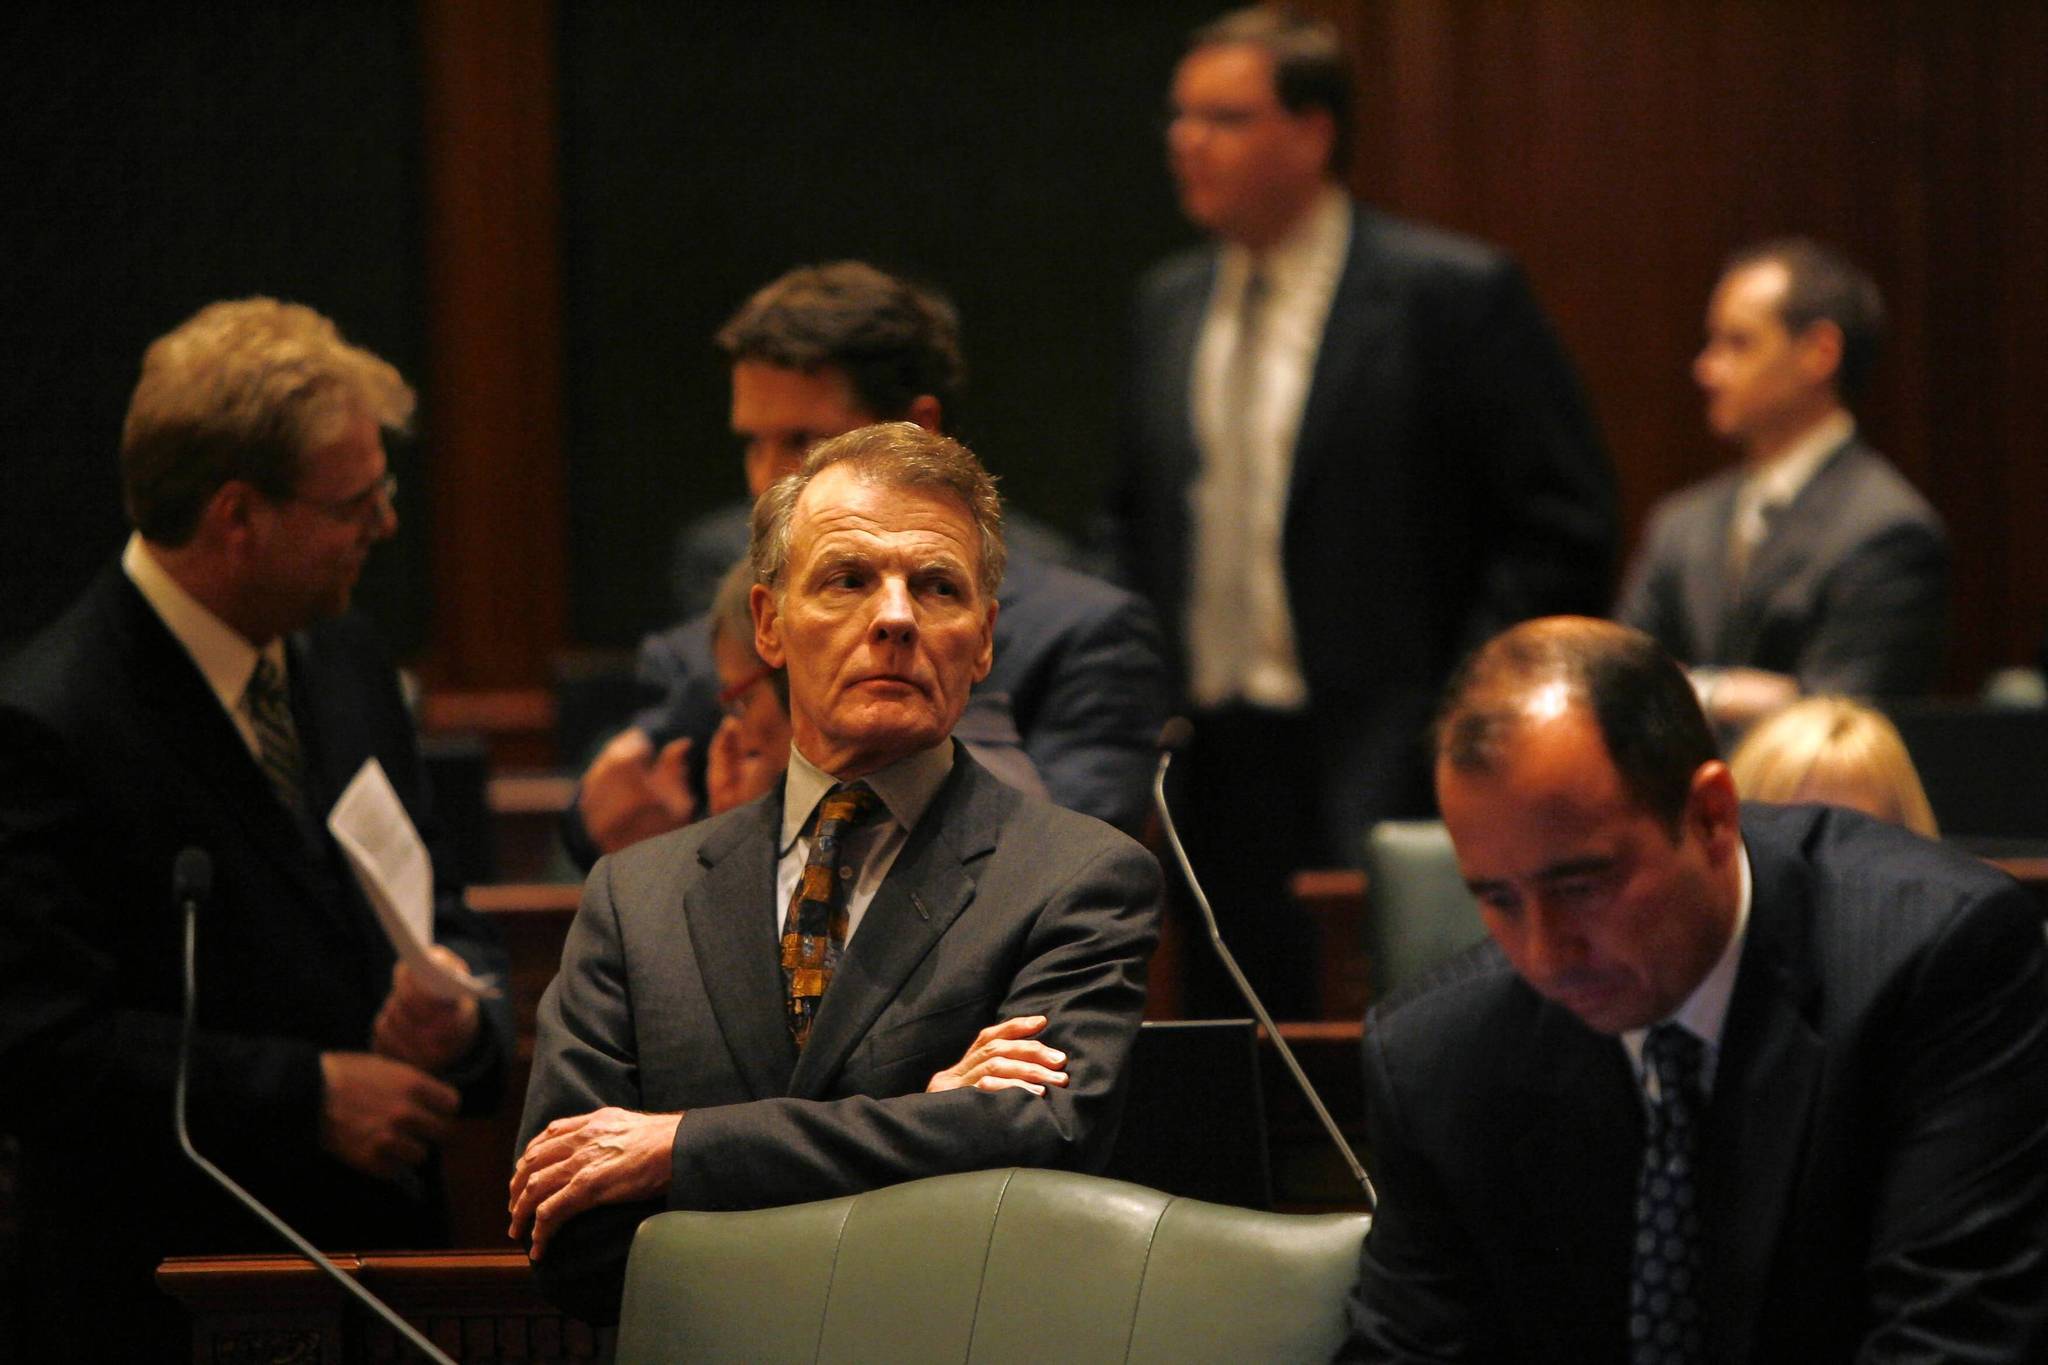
xmin=869 ymin=576 xmax=918 ymax=644
xmin=1521 ymin=900 xmax=1586 ymax=980
xmin=1692 ymin=348 xmax=1717 ymax=390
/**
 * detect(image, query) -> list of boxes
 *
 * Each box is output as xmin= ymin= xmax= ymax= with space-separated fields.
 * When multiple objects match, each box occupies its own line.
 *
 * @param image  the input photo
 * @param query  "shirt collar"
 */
xmin=1218 ymin=184 xmax=1351 ymax=302
xmin=122 ymin=533 xmax=284 ymax=714
xmin=1741 ymin=409 xmax=1854 ymax=514
xmin=778 ymin=739 xmax=955 ymax=854
xmin=1624 ymin=839 xmax=1753 ymax=1069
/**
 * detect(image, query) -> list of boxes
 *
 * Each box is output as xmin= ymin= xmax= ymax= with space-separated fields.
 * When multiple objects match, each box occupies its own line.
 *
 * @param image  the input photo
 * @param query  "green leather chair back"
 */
xmin=614 ymin=1167 xmax=1368 ymax=1363
xmin=1361 ymin=819 xmax=1487 ymax=1003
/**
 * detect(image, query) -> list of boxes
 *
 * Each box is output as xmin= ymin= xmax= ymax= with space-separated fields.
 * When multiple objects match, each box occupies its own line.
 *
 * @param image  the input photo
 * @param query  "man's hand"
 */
xmin=372 ymin=946 xmax=481 ymax=1073
xmin=581 ymin=728 xmax=696 ymax=854
xmin=926 ymin=1015 xmax=1069 ymax=1095
xmin=508 ymin=1107 xmax=681 ymax=1260
xmin=318 ymin=1052 xmax=460 ymax=1181
xmin=705 ymin=715 xmax=784 ymax=816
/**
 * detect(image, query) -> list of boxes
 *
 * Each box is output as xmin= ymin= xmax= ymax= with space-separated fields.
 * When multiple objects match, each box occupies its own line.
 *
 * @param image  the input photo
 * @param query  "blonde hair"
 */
xmin=121 ymin=297 xmax=414 ymax=545
xmin=1729 ymin=696 xmax=1938 ymax=837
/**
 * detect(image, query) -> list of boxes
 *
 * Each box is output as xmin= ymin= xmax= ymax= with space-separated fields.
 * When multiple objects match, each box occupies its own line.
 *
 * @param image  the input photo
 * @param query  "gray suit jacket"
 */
xmin=1616 ymin=438 xmax=1948 ymax=696
xmin=519 ymin=749 xmax=1161 ymax=1321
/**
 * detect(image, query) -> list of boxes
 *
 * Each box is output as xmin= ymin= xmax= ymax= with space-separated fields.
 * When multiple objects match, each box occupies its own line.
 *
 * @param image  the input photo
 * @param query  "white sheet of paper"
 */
xmin=327 ymin=758 xmax=494 ymax=1001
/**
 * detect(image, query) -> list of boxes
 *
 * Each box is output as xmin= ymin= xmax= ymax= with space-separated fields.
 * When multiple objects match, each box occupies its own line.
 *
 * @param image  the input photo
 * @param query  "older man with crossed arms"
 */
xmin=510 ymin=422 xmax=1161 ymax=1321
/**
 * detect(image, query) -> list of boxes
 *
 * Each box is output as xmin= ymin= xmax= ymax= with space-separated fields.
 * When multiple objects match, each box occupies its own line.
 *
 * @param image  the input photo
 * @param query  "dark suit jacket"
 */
xmin=1112 ymin=205 xmax=1615 ymax=849
xmin=619 ymin=545 xmax=1170 ymax=838
xmin=1616 ymin=437 xmax=1949 ymax=696
xmin=1346 ymin=804 xmax=2048 ymax=1362
xmin=0 ymin=565 xmax=511 ymax=1358
xmin=519 ymin=750 xmax=1161 ymax=1321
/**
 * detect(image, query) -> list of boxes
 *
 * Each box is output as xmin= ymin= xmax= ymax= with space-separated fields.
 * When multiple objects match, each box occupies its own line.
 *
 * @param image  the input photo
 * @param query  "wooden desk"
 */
xmin=158 ymin=1249 xmax=609 ymax=1363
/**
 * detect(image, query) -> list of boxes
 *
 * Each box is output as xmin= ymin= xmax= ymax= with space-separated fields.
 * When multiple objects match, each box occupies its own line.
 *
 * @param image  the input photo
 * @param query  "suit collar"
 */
xmin=99 ymin=570 xmax=340 ymax=907
xmin=789 ymin=756 xmax=1014 ymax=1097
xmin=1290 ymin=204 xmax=1401 ymax=510
xmin=686 ymin=792 xmax=801 ymax=1097
xmin=1698 ymin=807 xmax=1826 ymax=1362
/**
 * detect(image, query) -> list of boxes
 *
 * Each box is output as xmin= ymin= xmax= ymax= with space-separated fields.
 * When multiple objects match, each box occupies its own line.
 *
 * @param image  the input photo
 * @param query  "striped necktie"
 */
xmin=243 ymin=655 xmax=303 ymax=813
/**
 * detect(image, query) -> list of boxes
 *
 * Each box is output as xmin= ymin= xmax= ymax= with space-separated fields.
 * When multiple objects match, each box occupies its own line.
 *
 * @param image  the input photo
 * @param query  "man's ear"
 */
xmin=751 ymin=582 xmax=786 ymax=669
xmin=1795 ymin=319 xmax=1845 ymax=391
xmin=905 ymin=395 xmax=943 ymax=434
xmin=201 ymin=480 xmax=263 ymax=555
xmin=972 ymin=598 xmax=997 ymax=684
xmin=1687 ymin=760 xmax=1742 ymax=858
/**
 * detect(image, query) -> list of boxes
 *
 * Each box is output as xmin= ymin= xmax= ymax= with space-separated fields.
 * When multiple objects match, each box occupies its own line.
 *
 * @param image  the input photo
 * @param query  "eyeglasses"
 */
xmin=294 ymin=473 xmax=397 ymax=525
xmin=1164 ymin=103 xmax=1283 ymax=137
xmin=716 ymin=664 xmax=776 ymax=719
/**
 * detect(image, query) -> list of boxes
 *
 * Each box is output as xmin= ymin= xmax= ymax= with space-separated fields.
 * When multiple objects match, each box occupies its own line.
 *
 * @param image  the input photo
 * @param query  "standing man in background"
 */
xmin=1618 ymin=238 xmax=1947 ymax=732
xmin=0 ymin=298 xmax=510 ymax=1360
xmin=1110 ymin=6 xmax=1614 ymax=1014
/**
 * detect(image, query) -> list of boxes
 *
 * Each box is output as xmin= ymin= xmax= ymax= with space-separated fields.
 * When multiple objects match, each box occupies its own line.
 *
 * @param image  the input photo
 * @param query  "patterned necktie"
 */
xmin=1630 ymin=1022 xmax=1707 ymax=1364
xmin=781 ymin=783 xmax=884 ymax=1049
xmin=243 ymin=655 xmax=303 ymax=813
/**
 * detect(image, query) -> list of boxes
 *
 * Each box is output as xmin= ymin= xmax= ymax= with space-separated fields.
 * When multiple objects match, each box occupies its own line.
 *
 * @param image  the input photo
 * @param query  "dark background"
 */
xmin=4 ymin=1 xmax=2044 ymax=694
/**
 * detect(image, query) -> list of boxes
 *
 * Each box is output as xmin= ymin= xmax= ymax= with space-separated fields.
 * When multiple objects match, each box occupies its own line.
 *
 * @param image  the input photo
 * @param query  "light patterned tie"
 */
xmin=1630 ymin=1022 xmax=1707 ymax=1364
xmin=780 ymin=783 xmax=884 ymax=1049
xmin=243 ymin=655 xmax=303 ymax=813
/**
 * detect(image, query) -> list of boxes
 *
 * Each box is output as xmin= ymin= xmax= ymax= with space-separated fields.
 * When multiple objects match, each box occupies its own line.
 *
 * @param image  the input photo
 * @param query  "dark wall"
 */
xmin=558 ymin=1 xmax=1212 ymax=647
xmin=1 ymin=3 xmax=430 ymax=655
xmin=1336 ymin=0 xmax=2048 ymax=689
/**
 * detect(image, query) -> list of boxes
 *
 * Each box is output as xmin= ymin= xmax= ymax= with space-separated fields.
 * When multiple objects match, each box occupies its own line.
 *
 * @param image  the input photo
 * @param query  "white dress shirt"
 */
xmin=1186 ymin=186 xmax=1352 ymax=710
xmin=1730 ymin=408 xmax=1855 ymax=576
xmin=775 ymin=740 xmax=954 ymax=943
xmin=122 ymin=532 xmax=285 ymax=762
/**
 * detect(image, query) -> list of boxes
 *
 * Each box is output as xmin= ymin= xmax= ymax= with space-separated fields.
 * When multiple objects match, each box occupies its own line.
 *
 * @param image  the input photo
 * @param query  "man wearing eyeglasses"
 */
xmin=1107 ymin=6 xmax=1616 ymax=1016
xmin=0 ymin=297 xmax=511 ymax=1360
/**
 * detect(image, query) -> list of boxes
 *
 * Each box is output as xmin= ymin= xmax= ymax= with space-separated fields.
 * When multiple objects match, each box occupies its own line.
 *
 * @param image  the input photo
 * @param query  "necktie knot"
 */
xmin=1643 ymin=1022 xmax=1703 ymax=1097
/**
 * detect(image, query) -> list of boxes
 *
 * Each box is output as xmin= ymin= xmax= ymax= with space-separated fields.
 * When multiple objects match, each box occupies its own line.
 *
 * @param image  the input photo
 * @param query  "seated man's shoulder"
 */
xmin=1750 ymin=803 xmax=2042 ymax=1005
xmin=997 ymin=549 xmax=1154 ymax=643
xmin=599 ymin=791 xmax=776 ymax=893
xmin=1831 ymin=446 xmax=1946 ymax=538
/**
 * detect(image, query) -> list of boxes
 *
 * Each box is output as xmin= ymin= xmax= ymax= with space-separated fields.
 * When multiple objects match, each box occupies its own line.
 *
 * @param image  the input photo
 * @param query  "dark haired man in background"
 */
xmin=570 ymin=262 xmax=1166 ymax=859
xmin=1346 ymin=616 xmax=2048 ymax=1361
xmin=1618 ymin=238 xmax=1947 ymax=731
xmin=1110 ymin=5 xmax=1615 ymax=1014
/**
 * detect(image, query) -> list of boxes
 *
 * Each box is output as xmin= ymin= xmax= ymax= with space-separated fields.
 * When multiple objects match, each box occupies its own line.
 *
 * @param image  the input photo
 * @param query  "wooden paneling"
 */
xmin=1311 ymin=0 xmax=2048 ymax=687
xmin=418 ymin=0 xmax=569 ymax=689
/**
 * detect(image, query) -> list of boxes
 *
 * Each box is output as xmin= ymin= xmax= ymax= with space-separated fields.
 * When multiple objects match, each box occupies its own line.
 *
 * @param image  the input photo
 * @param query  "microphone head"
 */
xmin=1157 ymin=716 xmax=1194 ymax=754
xmin=173 ymin=847 xmax=213 ymax=904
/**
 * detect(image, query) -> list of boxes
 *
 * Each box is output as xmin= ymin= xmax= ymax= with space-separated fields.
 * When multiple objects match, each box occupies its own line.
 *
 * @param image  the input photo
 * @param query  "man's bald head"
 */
xmin=1436 ymin=618 xmax=1719 ymax=834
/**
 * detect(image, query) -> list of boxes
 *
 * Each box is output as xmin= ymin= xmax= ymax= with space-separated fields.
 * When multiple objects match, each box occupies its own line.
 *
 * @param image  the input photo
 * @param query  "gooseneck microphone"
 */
xmin=1152 ymin=721 xmax=1378 ymax=1210
xmin=172 ymin=848 xmax=457 ymax=1365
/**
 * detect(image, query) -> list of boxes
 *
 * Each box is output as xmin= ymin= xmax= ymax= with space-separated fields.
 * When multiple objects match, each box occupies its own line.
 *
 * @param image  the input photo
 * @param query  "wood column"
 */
xmin=418 ymin=0 xmax=567 ymax=689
